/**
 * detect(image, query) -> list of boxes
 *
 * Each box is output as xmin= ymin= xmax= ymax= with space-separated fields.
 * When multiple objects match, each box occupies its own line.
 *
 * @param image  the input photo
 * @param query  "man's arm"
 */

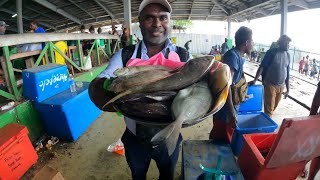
xmin=284 ymin=61 xmax=291 ymax=98
xmin=89 ymin=49 xmax=124 ymax=111
xmin=227 ymin=69 xmax=237 ymax=127
xmin=249 ymin=66 xmax=264 ymax=85
xmin=310 ymin=84 xmax=320 ymax=115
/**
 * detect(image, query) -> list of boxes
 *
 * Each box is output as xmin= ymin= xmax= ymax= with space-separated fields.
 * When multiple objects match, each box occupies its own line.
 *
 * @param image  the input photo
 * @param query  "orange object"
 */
xmin=113 ymin=145 xmax=125 ymax=156
xmin=0 ymin=124 xmax=38 ymax=180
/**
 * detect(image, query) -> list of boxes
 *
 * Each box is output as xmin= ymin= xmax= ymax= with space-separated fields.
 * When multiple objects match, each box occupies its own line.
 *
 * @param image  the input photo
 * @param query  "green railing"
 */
xmin=0 ymin=33 xmax=119 ymax=101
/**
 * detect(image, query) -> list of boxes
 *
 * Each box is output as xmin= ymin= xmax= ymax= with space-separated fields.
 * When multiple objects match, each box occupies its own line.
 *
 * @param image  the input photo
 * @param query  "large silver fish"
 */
xmin=151 ymin=81 xmax=213 ymax=155
xmin=113 ymin=65 xmax=172 ymax=77
xmin=103 ymin=56 xmax=214 ymax=108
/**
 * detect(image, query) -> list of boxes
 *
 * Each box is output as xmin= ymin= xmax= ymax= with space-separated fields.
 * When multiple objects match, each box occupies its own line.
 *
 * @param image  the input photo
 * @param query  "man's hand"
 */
xmin=283 ymin=91 xmax=289 ymax=99
xmin=248 ymin=80 xmax=256 ymax=86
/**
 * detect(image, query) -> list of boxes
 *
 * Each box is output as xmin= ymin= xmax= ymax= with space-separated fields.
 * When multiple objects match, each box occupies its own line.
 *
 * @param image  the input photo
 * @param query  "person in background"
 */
xmin=111 ymin=24 xmax=119 ymax=52
xmin=209 ymin=26 xmax=253 ymax=142
xmin=134 ymin=34 xmax=140 ymax=43
xmin=304 ymin=58 xmax=310 ymax=76
xmin=29 ymin=21 xmax=46 ymax=49
xmin=89 ymin=26 xmax=95 ymax=34
xmin=257 ymin=48 xmax=265 ymax=63
xmin=221 ymin=38 xmax=229 ymax=54
xmin=249 ymin=35 xmax=291 ymax=117
xmin=29 ymin=21 xmax=45 ymax=33
xmin=310 ymin=59 xmax=319 ymax=79
xmin=299 ymin=57 xmax=306 ymax=74
xmin=80 ymin=25 xmax=86 ymax=33
xmin=184 ymin=40 xmax=192 ymax=52
xmin=0 ymin=21 xmax=9 ymax=78
xmin=121 ymin=26 xmax=129 ymax=48
xmin=98 ymin=27 xmax=102 ymax=34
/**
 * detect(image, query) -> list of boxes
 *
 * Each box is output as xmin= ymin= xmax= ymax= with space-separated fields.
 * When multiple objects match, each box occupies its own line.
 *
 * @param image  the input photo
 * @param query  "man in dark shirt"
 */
xmin=249 ymin=35 xmax=291 ymax=117
xmin=221 ymin=38 xmax=229 ymax=54
xmin=209 ymin=26 xmax=253 ymax=142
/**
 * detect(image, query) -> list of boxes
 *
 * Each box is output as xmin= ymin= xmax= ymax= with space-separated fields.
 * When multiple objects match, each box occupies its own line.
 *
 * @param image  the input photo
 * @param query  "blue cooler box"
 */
xmin=231 ymin=84 xmax=278 ymax=156
xmin=34 ymin=82 xmax=102 ymax=141
xmin=182 ymin=140 xmax=244 ymax=180
xmin=22 ymin=64 xmax=69 ymax=102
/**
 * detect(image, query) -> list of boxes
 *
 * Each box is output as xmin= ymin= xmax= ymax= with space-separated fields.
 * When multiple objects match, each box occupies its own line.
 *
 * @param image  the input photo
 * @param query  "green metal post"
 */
xmin=3 ymin=46 xmax=19 ymax=100
xmin=95 ymin=40 xmax=100 ymax=65
xmin=77 ymin=40 xmax=83 ymax=68
xmin=106 ymin=39 xmax=111 ymax=56
xmin=49 ymin=42 xmax=55 ymax=63
xmin=35 ymin=43 xmax=49 ymax=66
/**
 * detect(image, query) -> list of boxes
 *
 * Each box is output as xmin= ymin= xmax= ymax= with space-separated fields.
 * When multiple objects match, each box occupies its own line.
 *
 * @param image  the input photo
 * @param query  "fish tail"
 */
xmin=102 ymin=90 xmax=133 ymax=109
xmin=151 ymin=117 xmax=183 ymax=156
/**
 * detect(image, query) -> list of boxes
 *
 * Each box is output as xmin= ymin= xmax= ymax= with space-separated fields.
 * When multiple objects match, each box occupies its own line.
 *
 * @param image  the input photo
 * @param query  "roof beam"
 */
xmin=255 ymin=7 xmax=268 ymax=16
xmin=32 ymin=0 xmax=81 ymax=24
xmin=188 ymin=0 xmax=196 ymax=20
xmin=230 ymin=0 xmax=276 ymax=17
xmin=25 ymin=6 xmax=56 ymax=21
xmin=0 ymin=0 xmax=8 ymax=7
xmin=291 ymin=0 xmax=309 ymax=10
xmin=68 ymin=0 xmax=95 ymax=18
xmin=211 ymin=0 xmax=229 ymax=15
xmin=93 ymin=0 xmax=115 ymax=19
xmin=173 ymin=9 xmax=225 ymax=16
xmin=0 ymin=8 xmax=56 ymax=30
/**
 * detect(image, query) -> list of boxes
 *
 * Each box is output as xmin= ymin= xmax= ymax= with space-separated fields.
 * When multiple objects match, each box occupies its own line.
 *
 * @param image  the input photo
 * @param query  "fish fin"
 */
xmin=151 ymin=118 xmax=183 ymax=156
xmin=102 ymin=90 xmax=133 ymax=109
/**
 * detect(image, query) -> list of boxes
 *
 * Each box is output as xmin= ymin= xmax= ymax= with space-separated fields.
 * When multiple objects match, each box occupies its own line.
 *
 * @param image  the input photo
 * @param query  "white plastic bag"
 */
xmin=107 ymin=139 xmax=125 ymax=156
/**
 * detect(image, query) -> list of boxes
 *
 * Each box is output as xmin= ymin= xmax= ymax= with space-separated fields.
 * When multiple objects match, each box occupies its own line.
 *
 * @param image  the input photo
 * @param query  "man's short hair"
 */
xmin=30 ymin=20 xmax=38 ymax=26
xmin=80 ymin=25 xmax=86 ymax=30
xmin=278 ymin=35 xmax=291 ymax=44
xmin=235 ymin=26 xmax=252 ymax=47
xmin=89 ymin=26 xmax=94 ymax=32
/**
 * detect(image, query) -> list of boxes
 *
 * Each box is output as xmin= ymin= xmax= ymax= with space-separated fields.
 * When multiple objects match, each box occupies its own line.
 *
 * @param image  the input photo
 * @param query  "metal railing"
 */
xmin=0 ymin=33 xmax=119 ymax=101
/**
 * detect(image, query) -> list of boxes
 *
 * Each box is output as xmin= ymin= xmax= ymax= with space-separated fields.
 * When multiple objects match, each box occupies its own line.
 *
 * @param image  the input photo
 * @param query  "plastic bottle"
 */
xmin=69 ymin=74 xmax=76 ymax=92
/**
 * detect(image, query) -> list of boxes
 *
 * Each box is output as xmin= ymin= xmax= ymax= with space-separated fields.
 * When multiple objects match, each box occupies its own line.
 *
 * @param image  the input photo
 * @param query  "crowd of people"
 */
xmin=299 ymin=55 xmax=319 ymax=80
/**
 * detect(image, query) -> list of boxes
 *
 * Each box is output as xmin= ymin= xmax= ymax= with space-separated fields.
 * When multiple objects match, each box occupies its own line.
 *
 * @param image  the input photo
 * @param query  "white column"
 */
xmin=123 ymin=0 xmax=132 ymax=35
xmin=17 ymin=0 xmax=23 ymax=33
xmin=280 ymin=0 xmax=288 ymax=35
xmin=227 ymin=16 xmax=231 ymax=38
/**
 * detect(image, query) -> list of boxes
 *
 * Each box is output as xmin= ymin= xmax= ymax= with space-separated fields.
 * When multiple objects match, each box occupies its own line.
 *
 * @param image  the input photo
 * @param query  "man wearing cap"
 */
xmin=89 ymin=0 xmax=191 ymax=179
xmin=249 ymin=35 xmax=292 ymax=117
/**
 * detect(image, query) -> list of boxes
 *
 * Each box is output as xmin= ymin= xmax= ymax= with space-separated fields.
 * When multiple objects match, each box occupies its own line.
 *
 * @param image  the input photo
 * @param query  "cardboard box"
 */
xmin=32 ymin=165 xmax=64 ymax=180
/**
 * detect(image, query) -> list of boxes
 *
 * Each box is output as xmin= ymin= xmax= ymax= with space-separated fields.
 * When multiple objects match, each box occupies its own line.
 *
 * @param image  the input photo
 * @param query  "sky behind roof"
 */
xmin=187 ymin=8 xmax=320 ymax=54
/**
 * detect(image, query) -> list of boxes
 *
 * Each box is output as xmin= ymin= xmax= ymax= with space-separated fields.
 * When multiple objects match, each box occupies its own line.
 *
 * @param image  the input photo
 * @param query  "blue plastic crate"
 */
xmin=182 ymin=140 xmax=244 ymax=180
xmin=231 ymin=85 xmax=278 ymax=156
xmin=22 ymin=64 xmax=69 ymax=102
xmin=34 ymin=82 xmax=102 ymax=141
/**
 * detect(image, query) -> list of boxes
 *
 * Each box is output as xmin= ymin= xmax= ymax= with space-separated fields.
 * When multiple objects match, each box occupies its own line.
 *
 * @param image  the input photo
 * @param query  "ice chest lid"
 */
xmin=238 ymin=84 xmax=263 ymax=113
xmin=38 ymin=82 xmax=89 ymax=105
xmin=22 ymin=63 xmax=67 ymax=73
xmin=265 ymin=116 xmax=320 ymax=168
xmin=0 ymin=123 xmax=28 ymax=153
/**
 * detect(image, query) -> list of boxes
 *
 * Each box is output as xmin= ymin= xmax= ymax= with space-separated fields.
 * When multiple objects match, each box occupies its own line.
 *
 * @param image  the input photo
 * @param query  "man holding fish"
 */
xmin=89 ymin=0 xmax=193 ymax=179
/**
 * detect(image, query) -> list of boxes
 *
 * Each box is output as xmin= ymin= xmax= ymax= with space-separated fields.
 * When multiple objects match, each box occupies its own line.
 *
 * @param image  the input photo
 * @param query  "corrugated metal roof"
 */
xmin=0 ymin=0 xmax=320 ymax=33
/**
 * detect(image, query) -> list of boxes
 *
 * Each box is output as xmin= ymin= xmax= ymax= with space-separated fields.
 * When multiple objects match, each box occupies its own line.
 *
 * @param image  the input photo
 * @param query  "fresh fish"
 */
xmin=103 ymin=56 xmax=214 ymax=108
xmin=151 ymin=81 xmax=213 ymax=155
xmin=208 ymin=64 xmax=232 ymax=95
xmin=108 ymin=69 xmax=172 ymax=93
xmin=114 ymin=91 xmax=177 ymax=121
xmin=113 ymin=65 xmax=172 ymax=77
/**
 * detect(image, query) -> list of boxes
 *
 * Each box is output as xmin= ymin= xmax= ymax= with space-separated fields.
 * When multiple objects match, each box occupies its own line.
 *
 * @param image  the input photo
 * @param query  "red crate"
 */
xmin=0 ymin=124 xmax=38 ymax=180
xmin=238 ymin=116 xmax=320 ymax=180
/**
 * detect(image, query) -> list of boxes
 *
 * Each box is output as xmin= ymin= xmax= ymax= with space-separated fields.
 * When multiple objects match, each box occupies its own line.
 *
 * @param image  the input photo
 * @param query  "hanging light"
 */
xmin=12 ymin=14 xmax=17 ymax=18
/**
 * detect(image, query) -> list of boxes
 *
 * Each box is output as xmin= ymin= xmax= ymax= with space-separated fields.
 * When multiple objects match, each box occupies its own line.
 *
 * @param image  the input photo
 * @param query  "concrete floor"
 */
xmin=25 ymin=61 xmax=319 ymax=180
